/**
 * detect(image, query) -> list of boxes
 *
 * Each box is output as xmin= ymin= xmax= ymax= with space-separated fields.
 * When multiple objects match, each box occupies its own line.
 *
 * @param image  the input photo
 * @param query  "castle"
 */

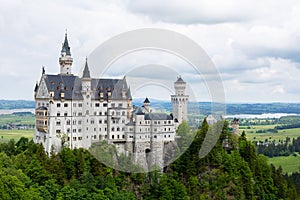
xmin=33 ymin=34 xmax=189 ymax=169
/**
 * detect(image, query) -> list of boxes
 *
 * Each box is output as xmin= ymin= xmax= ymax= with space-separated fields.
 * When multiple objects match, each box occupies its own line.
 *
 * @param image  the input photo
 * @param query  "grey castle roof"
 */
xmin=144 ymin=113 xmax=173 ymax=120
xmin=144 ymin=97 xmax=150 ymax=103
xmin=82 ymin=59 xmax=91 ymax=78
xmin=43 ymin=74 xmax=131 ymax=100
xmin=34 ymin=82 xmax=38 ymax=92
xmin=175 ymin=76 xmax=185 ymax=83
xmin=61 ymin=33 xmax=71 ymax=56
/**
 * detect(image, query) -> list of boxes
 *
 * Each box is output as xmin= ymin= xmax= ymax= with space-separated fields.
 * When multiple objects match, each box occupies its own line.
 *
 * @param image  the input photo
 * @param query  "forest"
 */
xmin=1 ymin=120 xmax=300 ymax=199
xmin=256 ymin=136 xmax=300 ymax=157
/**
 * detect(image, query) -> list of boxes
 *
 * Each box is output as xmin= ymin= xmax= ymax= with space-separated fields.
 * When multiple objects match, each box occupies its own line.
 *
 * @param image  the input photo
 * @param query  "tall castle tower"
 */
xmin=232 ymin=118 xmax=239 ymax=134
xmin=171 ymin=76 xmax=189 ymax=124
xmin=59 ymin=33 xmax=73 ymax=75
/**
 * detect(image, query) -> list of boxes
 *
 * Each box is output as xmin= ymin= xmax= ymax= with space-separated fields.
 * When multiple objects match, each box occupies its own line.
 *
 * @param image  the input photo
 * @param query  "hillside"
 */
xmin=0 ymin=100 xmax=35 ymax=110
xmin=0 ymin=120 xmax=299 ymax=199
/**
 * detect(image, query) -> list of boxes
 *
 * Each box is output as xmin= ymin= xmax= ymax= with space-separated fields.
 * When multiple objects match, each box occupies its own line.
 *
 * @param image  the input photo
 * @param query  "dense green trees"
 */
xmin=0 ymin=119 xmax=299 ymax=199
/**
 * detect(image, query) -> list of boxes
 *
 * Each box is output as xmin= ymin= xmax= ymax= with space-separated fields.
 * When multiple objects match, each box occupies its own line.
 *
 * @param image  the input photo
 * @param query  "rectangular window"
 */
xmin=78 ymin=129 xmax=82 ymax=133
xmin=73 ymin=129 xmax=76 ymax=133
xmin=111 ymin=103 xmax=115 ymax=107
xmin=118 ymin=103 xmax=122 ymax=107
xmin=103 ymin=103 xmax=107 ymax=107
xmin=73 ymin=103 xmax=76 ymax=107
xmin=78 ymin=137 xmax=82 ymax=140
xmin=56 ymin=129 xmax=61 ymax=133
xmin=64 ymin=113 xmax=68 ymax=116
xmin=57 ymin=103 xmax=61 ymax=107
xmin=57 ymin=113 xmax=60 ymax=117
xmin=78 ymin=103 xmax=82 ymax=107
xmin=64 ymin=103 xmax=68 ymax=107
xmin=95 ymin=103 xmax=100 ymax=107
xmin=56 ymin=121 xmax=61 ymax=126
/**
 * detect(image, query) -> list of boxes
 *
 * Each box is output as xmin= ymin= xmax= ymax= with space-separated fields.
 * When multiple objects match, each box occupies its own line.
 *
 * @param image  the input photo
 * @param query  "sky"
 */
xmin=0 ymin=0 xmax=300 ymax=103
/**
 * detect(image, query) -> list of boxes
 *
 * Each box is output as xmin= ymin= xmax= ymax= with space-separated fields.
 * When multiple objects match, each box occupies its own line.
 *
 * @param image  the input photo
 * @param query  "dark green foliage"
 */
xmin=0 ymin=121 xmax=299 ymax=199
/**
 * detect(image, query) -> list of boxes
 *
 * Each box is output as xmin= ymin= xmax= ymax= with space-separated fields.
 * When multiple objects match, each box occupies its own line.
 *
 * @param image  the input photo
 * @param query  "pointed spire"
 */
xmin=82 ymin=57 xmax=91 ymax=78
xmin=144 ymin=97 xmax=150 ymax=103
xmin=61 ymin=32 xmax=71 ymax=56
xmin=175 ymin=75 xmax=185 ymax=83
xmin=34 ymin=82 xmax=38 ymax=92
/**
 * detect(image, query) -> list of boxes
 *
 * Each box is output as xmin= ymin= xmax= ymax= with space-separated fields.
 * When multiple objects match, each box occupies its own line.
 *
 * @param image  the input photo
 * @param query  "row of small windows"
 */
xmin=154 ymin=120 xmax=172 ymax=125
xmin=57 ymin=111 xmax=110 ymax=117
xmin=56 ymin=110 xmax=126 ymax=117
xmin=56 ymin=119 xmax=109 ymax=126
xmin=37 ymin=102 xmax=49 ymax=107
xmin=140 ymin=134 xmax=171 ymax=139
xmin=138 ymin=120 xmax=172 ymax=125
xmin=57 ymin=103 xmax=83 ymax=108
xmin=55 ymin=134 xmax=109 ymax=141
xmin=56 ymin=127 xmax=108 ymax=134
xmin=111 ymin=127 xmax=124 ymax=132
xmin=136 ymin=127 xmax=172 ymax=132
xmin=56 ymin=102 xmax=123 ymax=108
xmin=111 ymin=134 xmax=125 ymax=139
xmin=126 ymin=134 xmax=171 ymax=139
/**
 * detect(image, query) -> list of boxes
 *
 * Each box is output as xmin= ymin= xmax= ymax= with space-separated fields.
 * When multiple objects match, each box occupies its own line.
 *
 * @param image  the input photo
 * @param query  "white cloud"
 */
xmin=0 ymin=0 xmax=299 ymax=102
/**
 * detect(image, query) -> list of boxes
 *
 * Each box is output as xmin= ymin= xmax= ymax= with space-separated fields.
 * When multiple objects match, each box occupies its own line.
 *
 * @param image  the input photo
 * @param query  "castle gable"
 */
xmin=35 ymin=78 xmax=49 ymax=99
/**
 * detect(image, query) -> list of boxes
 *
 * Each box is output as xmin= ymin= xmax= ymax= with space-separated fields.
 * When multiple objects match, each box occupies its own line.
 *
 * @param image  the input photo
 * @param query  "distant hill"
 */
xmin=133 ymin=99 xmax=300 ymax=115
xmin=0 ymin=100 xmax=35 ymax=110
xmin=1 ymin=99 xmax=300 ymax=115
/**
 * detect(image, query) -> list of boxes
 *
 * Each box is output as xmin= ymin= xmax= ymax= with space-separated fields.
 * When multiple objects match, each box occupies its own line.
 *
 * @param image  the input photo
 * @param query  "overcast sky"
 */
xmin=0 ymin=0 xmax=300 ymax=103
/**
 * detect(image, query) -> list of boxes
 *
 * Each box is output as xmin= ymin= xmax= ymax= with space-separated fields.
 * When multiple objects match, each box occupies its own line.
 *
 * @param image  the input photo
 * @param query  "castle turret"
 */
xmin=59 ymin=33 xmax=73 ymax=75
xmin=81 ymin=58 xmax=91 ymax=93
xmin=143 ymin=97 xmax=150 ymax=112
xmin=171 ymin=76 xmax=189 ymax=124
xmin=232 ymin=118 xmax=239 ymax=134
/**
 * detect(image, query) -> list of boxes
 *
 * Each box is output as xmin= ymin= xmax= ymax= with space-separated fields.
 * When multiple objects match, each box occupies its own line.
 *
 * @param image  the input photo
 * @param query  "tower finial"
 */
xmin=59 ymin=32 xmax=73 ymax=75
xmin=82 ymin=57 xmax=91 ymax=78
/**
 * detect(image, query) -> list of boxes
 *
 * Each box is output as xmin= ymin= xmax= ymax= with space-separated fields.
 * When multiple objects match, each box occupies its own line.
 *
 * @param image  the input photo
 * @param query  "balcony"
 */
xmin=36 ymin=107 xmax=48 ymax=133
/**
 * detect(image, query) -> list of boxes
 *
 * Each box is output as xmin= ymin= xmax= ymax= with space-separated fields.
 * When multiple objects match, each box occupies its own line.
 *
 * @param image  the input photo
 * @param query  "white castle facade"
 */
xmin=33 ymin=34 xmax=189 ymax=169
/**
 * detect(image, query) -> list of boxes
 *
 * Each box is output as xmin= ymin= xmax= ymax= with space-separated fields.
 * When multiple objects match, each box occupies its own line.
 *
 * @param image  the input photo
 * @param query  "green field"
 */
xmin=0 ymin=113 xmax=35 ymax=126
xmin=0 ymin=129 xmax=34 ymax=143
xmin=240 ymin=126 xmax=300 ymax=143
xmin=268 ymin=155 xmax=300 ymax=174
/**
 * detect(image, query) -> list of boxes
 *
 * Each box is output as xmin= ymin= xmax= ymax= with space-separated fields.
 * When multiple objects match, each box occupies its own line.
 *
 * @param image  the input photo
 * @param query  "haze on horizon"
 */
xmin=0 ymin=0 xmax=300 ymax=103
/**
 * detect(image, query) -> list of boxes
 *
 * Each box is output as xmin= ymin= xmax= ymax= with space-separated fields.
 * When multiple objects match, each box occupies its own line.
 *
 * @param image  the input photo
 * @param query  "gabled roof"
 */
xmin=61 ymin=33 xmax=71 ymax=56
xmin=44 ymin=74 xmax=82 ymax=100
xmin=42 ymin=74 xmax=131 ymax=100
